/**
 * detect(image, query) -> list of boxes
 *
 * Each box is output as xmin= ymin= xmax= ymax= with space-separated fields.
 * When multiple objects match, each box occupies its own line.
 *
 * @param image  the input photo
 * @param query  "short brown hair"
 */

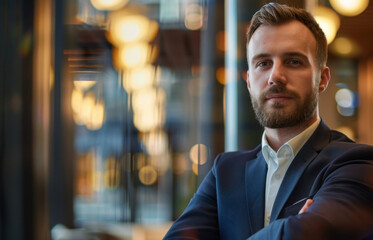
xmin=247 ymin=2 xmax=327 ymax=68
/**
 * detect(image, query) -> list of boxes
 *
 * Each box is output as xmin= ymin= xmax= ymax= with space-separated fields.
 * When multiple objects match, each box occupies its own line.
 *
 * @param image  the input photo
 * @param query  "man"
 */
xmin=164 ymin=2 xmax=373 ymax=239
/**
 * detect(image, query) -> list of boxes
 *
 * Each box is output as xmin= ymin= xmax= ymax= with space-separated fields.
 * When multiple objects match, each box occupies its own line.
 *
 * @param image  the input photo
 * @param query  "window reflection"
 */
xmin=66 ymin=0 xmax=211 ymax=231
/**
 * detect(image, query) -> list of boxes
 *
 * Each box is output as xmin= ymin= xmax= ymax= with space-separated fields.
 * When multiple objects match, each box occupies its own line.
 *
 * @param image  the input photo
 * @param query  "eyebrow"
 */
xmin=250 ymin=53 xmax=271 ymax=66
xmin=250 ymin=52 xmax=308 ymax=64
xmin=282 ymin=52 xmax=308 ymax=60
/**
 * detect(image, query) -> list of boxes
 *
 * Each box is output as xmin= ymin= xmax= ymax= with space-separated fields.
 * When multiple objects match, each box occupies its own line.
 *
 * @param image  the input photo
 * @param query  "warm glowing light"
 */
xmin=333 ymin=37 xmax=353 ymax=55
xmin=132 ymin=88 xmax=166 ymax=132
xmin=149 ymin=154 xmax=170 ymax=175
xmin=108 ymin=12 xmax=158 ymax=45
xmin=329 ymin=0 xmax=369 ymax=16
xmin=172 ymin=153 xmax=188 ymax=175
xmin=90 ymin=0 xmax=129 ymax=11
xmin=139 ymin=165 xmax=157 ymax=185
xmin=87 ymin=101 xmax=105 ymax=130
xmin=73 ymin=80 xmax=96 ymax=91
xmin=141 ymin=130 xmax=169 ymax=156
xmin=314 ymin=6 xmax=340 ymax=44
xmin=72 ymin=90 xmax=105 ymax=130
xmin=133 ymin=106 xmax=165 ymax=132
xmin=117 ymin=43 xmax=152 ymax=69
xmin=185 ymin=4 xmax=203 ymax=30
xmin=75 ymin=93 xmax=95 ymax=125
xmin=189 ymin=144 xmax=208 ymax=165
xmin=192 ymin=163 xmax=198 ymax=175
xmin=330 ymin=37 xmax=361 ymax=57
xmin=216 ymin=67 xmax=227 ymax=85
xmin=335 ymin=88 xmax=353 ymax=108
xmin=71 ymin=88 xmax=84 ymax=114
xmin=132 ymin=87 xmax=166 ymax=111
xmin=123 ymin=65 xmax=161 ymax=93
xmin=216 ymin=31 xmax=226 ymax=52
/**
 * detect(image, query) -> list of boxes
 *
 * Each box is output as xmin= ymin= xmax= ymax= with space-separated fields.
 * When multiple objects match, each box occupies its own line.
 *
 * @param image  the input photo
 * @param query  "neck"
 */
xmin=264 ymin=115 xmax=319 ymax=152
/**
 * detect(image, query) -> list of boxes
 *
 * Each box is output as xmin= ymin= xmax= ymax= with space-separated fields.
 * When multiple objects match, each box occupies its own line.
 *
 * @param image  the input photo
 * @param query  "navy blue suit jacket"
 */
xmin=164 ymin=121 xmax=373 ymax=239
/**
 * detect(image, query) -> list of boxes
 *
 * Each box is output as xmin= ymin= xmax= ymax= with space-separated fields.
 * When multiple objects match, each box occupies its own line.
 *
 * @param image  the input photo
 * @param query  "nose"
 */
xmin=268 ymin=62 xmax=287 ymax=86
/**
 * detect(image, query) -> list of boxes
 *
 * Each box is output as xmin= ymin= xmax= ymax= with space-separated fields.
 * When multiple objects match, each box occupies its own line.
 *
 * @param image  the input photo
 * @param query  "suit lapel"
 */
xmin=270 ymin=120 xmax=331 ymax=222
xmin=245 ymin=152 xmax=267 ymax=234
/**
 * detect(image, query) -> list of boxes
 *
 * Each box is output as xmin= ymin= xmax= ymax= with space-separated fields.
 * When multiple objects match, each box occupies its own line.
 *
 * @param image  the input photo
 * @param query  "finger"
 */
xmin=298 ymin=199 xmax=314 ymax=214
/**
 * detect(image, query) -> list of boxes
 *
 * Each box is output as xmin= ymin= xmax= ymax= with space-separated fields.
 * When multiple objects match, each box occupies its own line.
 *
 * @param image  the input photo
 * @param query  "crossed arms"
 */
xmin=164 ymin=145 xmax=373 ymax=239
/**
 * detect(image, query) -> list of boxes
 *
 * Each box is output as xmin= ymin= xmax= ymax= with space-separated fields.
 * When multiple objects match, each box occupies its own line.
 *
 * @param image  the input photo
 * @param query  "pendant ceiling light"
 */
xmin=329 ymin=0 xmax=369 ymax=17
xmin=314 ymin=6 xmax=340 ymax=44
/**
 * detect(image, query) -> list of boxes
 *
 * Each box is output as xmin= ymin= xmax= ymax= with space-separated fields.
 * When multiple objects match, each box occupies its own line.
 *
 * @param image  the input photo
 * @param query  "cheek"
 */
xmin=293 ymin=72 xmax=315 ymax=90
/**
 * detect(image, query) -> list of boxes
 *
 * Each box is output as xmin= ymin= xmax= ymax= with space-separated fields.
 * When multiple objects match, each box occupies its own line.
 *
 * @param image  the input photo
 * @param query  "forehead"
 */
xmin=248 ymin=20 xmax=317 ymax=60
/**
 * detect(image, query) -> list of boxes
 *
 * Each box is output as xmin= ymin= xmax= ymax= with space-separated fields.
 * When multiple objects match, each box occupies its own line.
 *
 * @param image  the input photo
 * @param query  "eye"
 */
xmin=257 ymin=61 xmax=271 ymax=68
xmin=287 ymin=59 xmax=302 ymax=66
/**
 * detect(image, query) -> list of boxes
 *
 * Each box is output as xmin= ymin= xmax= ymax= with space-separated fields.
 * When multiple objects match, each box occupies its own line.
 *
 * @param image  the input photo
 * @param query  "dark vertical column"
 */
xmin=49 ymin=0 xmax=75 ymax=229
xmin=236 ymin=0 xmax=263 ymax=150
xmin=22 ymin=0 xmax=36 ymax=238
xmin=0 ymin=0 xmax=35 ymax=239
xmin=197 ymin=0 xmax=224 ymax=182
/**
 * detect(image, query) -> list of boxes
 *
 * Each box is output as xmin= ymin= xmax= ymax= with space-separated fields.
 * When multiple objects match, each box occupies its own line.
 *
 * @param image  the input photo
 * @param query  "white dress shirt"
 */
xmin=262 ymin=118 xmax=320 ymax=226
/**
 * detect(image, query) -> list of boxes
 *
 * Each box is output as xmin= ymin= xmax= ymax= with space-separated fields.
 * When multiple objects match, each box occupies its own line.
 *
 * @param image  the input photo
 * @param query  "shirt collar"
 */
xmin=261 ymin=118 xmax=321 ymax=163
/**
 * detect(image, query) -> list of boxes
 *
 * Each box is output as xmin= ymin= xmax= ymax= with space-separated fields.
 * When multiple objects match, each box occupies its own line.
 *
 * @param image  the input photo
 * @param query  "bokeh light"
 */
xmin=86 ymin=101 xmax=105 ymax=130
xmin=117 ymin=43 xmax=152 ymax=69
xmin=172 ymin=153 xmax=189 ymax=175
xmin=71 ymin=88 xmax=84 ymax=114
xmin=133 ymin=106 xmax=165 ymax=132
xmin=330 ymin=37 xmax=361 ymax=57
xmin=335 ymin=88 xmax=353 ymax=108
xmin=141 ymin=130 xmax=169 ymax=156
xmin=189 ymin=144 xmax=208 ymax=165
xmin=123 ymin=65 xmax=161 ymax=93
xmin=329 ymin=0 xmax=369 ymax=16
xmin=216 ymin=67 xmax=227 ymax=85
xmin=192 ymin=163 xmax=198 ymax=175
xmin=90 ymin=0 xmax=129 ymax=11
xmin=108 ymin=12 xmax=158 ymax=45
xmin=185 ymin=4 xmax=203 ymax=30
xmin=139 ymin=165 xmax=157 ymax=185
xmin=149 ymin=154 xmax=170 ymax=176
xmin=314 ymin=6 xmax=340 ymax=44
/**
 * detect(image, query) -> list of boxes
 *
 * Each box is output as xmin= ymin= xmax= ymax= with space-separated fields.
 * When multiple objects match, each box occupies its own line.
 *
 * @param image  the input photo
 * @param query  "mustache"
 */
xmin=260 ymin=85 xmax=299 ymax=100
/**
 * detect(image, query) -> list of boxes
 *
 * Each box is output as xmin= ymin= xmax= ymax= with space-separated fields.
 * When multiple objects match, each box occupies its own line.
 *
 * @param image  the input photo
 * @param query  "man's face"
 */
xmin=247 ymin=20 xmax=329 ymax=128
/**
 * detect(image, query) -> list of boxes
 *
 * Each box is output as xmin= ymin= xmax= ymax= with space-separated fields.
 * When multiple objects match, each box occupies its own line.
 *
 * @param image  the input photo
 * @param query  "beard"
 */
xmin=251 ymin=85 xmax=318 ymax=128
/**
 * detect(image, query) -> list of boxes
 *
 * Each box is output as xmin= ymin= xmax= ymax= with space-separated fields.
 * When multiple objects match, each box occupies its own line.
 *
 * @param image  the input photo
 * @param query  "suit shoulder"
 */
xmin=322 ymin=138 xmax=373 ymax=162
xmin=213 ymin=145 xmax=261 ymax=167
xmin=329 ymin=129 xmax=355 ymax=143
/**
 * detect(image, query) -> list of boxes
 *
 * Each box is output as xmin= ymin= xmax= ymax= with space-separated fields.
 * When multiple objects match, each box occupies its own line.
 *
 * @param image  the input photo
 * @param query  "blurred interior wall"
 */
xmin=358 ymin=57 xmax=373 ymax=145
xmin=1 ymin=0 xmax=35 ymax=239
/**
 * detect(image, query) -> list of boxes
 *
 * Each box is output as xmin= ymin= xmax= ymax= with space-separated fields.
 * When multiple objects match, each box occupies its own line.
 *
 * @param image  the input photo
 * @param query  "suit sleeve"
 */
xmin=248 ymin=158 xmax=373 ymax=240
xmin=163 ymin=155 xmax=220 ymax=240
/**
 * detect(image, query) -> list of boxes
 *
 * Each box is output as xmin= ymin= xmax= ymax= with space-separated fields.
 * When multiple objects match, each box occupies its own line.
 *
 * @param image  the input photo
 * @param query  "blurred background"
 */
xmin=1 ymin=0 xmax=373 ymax=239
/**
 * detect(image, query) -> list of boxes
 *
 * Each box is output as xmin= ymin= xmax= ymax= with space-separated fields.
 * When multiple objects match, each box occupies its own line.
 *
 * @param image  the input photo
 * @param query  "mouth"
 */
xmin=265 ymin=94 xmax=293 ymax=103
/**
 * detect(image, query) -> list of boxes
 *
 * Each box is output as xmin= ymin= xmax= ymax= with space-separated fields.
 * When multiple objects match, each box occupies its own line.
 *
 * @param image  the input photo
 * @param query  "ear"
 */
xmin=246 ymin=71 xmax=251 ymax=91
xmin=318 ymin=66 xmax=330 ymax=93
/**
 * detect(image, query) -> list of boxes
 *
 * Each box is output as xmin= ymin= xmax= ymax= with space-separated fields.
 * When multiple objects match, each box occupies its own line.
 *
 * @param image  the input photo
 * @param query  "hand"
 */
xmin=298 ymin=199 xmax=313 ymax=214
